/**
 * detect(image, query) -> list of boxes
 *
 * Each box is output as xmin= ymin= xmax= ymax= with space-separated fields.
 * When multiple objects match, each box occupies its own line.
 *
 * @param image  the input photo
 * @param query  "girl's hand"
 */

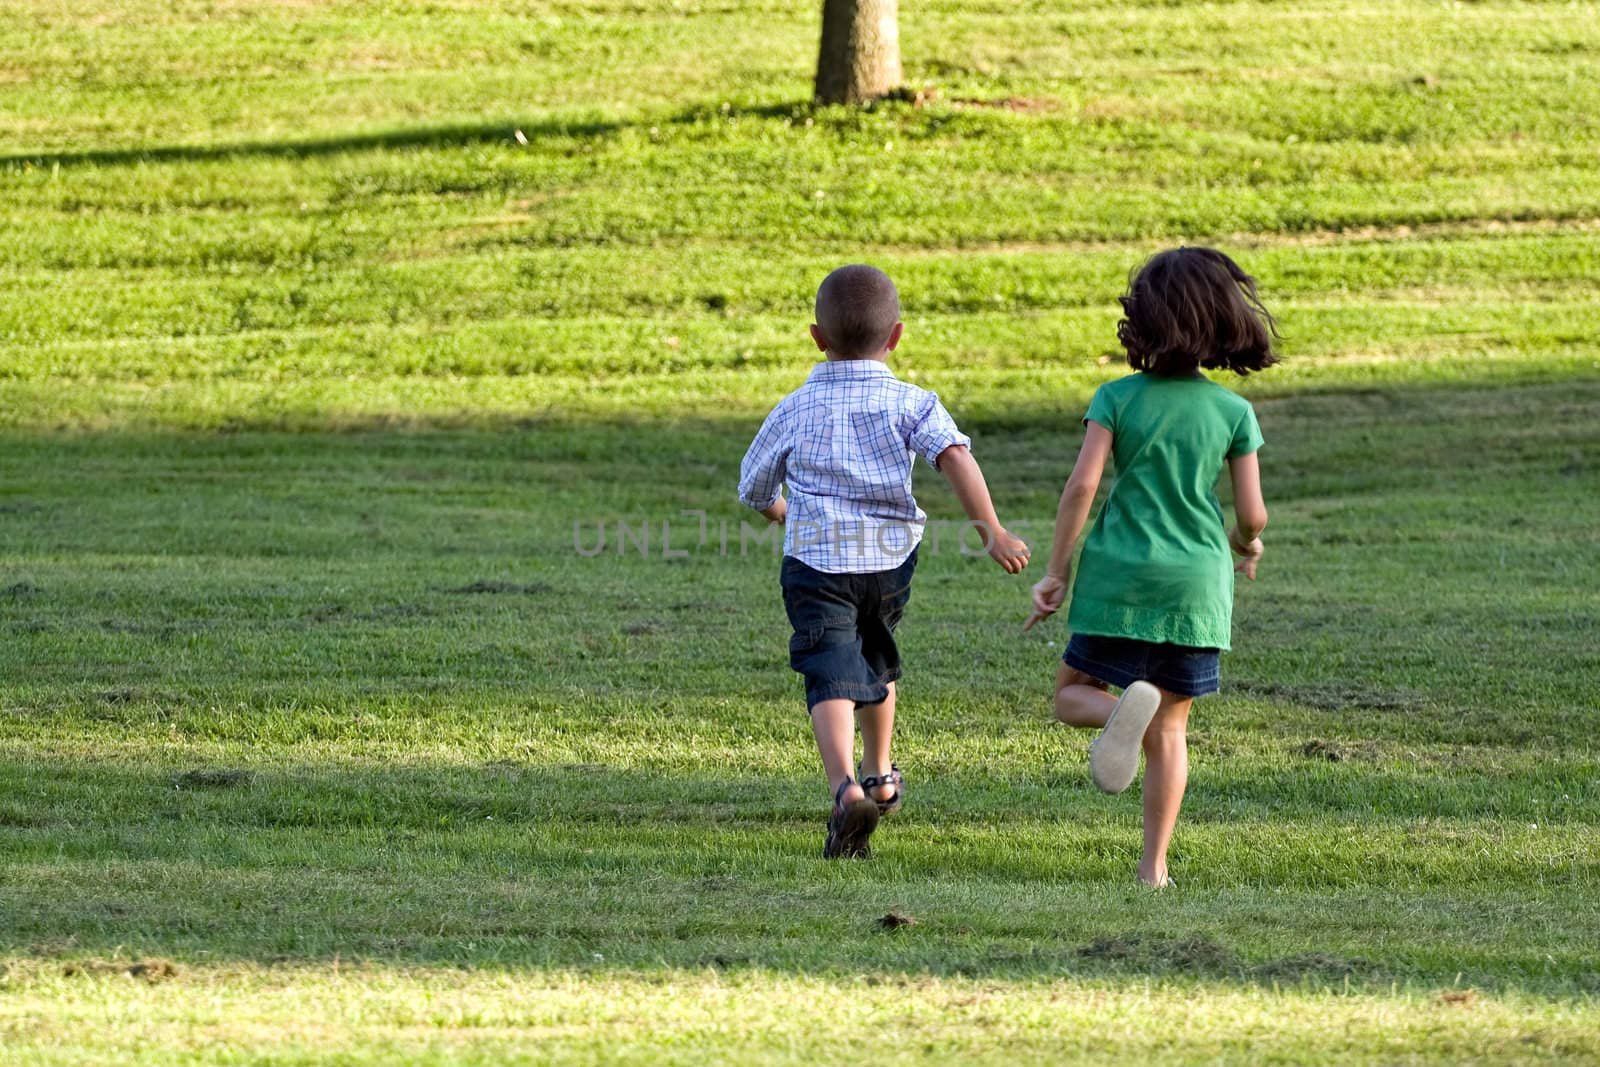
xmin=1229 ymin=530 xmax=1264 ymax=580
xmin=1023 ymin=572 xmax=1069 ymax=631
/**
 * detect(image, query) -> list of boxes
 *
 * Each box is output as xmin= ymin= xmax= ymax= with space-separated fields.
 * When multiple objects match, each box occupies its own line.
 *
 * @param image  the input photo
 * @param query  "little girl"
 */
xmin=1024 ymin=246 xmax=1277 ymax=888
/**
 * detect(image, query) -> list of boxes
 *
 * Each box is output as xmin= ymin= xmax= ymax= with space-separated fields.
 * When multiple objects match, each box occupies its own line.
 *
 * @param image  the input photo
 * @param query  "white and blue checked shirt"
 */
xmin=738 ymin=360 xmax=972 ymax=574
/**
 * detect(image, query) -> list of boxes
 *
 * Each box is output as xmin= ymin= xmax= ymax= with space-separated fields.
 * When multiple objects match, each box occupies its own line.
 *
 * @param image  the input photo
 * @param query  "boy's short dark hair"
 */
xmin=1117 ymin=247 xmax=1280 ymax=377
xmin=816 ymin=265 xmax=900 ymax=358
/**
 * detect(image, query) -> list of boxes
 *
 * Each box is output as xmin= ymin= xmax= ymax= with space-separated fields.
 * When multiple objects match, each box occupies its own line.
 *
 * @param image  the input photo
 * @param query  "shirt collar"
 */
xmin=807 ymin=359 xmax=895 ymax=380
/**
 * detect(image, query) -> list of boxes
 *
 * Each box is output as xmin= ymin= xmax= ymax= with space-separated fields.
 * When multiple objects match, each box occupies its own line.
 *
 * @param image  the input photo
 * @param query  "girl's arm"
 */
xmin=1023 ymin=422 xmax=1113 ymax=630
xmin=1226 ymin=451 xmax=1268 ymax=580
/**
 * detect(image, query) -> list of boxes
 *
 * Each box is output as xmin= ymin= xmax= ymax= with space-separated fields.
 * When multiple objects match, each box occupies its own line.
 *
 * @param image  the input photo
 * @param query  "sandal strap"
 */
xmin=858 ymin=765 xmax=903 ymax=790
xmin=833 ymin=777 xmax=857 ymax=807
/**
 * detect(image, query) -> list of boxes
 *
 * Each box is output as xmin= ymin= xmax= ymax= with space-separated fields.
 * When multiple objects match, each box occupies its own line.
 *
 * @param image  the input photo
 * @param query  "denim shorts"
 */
xmin=780 ymin=547 xmax=917 ymax=710
xmin=1063 ymin=633 xmax=1221 ymax=698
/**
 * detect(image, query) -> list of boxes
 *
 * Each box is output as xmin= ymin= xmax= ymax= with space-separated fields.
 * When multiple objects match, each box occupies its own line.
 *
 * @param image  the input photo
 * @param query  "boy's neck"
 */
xmin=825 ymin=352 xmax=890 ymax=363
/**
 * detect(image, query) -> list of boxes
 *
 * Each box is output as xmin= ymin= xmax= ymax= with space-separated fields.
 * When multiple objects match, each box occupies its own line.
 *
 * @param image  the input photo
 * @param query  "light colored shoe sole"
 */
xmin=1089 ymin=680 xmax=1161 ymax=794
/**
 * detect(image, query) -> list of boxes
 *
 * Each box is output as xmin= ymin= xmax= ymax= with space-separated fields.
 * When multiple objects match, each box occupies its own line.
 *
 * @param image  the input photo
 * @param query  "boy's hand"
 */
xmin=1228 ymin=527 xmax=1264 ymax=580
xmin=987 ymin=527 xmax=1031 ymax=574
xmin=1023 ymin=571 xmax=1069 ymax=631
xmin=760 ymin=496 xmax=787 ymax=525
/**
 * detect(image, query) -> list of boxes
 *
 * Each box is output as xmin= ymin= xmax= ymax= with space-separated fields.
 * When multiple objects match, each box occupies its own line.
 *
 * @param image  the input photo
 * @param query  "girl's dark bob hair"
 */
xmin=1117 ymin=247 xmax=1281 ymax=377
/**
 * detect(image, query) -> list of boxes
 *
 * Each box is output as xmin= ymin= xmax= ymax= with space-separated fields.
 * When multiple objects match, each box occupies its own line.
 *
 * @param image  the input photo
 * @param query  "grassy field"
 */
xmin=3 ymin=1 xmax=1599 ymax=1063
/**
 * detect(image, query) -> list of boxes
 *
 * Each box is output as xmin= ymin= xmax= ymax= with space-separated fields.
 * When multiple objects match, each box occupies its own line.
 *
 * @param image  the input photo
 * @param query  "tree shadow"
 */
xmin=3 ymin=755 xmax=1594 ymax=991
xmin=0 ymin=374 xmax=1597 ymax=988
xmin=0 ymin=118 xmax=624 ymax=170
xmin=0 ymin=100 xmax=819 ymax=170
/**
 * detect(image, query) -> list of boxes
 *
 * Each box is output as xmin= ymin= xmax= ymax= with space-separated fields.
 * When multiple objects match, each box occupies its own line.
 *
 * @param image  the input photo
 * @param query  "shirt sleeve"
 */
xmin=738 ymin=404 xmax=790 ymax=510
xmin=1228 ymin=402 xmax=1264 ymax=458
xmin=906 ymin=391 xmax=973 ymax=469
xmin=1083 ymin=385 xmax=1115 ymax=433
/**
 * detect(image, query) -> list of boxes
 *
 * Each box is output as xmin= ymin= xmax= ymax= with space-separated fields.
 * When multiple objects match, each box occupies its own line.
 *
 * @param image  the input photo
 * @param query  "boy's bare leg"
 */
xmin=810 ymin=698 xmax=866 ymax=805
xmin=856 ymin=682 xmax=896 ymax=804
xmin=1054 ymin=664 xmax=1117 ymax=727
xmin=1137 ymin=690 xmax=1192 ymax=886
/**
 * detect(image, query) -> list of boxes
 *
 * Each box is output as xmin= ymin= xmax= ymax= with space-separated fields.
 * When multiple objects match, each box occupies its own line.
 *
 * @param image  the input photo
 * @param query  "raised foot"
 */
xmin=1088 ymin=681 xmax=1162 ymax=794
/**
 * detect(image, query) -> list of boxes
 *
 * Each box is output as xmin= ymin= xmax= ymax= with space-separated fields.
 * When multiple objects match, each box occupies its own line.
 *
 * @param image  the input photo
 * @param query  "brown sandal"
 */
xmin=857 ymin=764 xmax=904 ymax=816
xmin=823 ymin=778 xmax=879 ymax=859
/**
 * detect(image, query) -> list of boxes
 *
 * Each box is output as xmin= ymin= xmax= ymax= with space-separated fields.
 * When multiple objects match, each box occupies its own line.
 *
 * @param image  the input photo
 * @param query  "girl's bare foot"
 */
xmin=1136 ymin=859 xmax=1174 ymax=888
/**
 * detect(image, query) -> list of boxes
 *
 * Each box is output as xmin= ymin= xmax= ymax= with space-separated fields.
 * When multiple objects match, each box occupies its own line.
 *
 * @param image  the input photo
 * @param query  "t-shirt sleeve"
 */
xmin=737 ymin=403 xmax=790 ymax=509
xmin=907 ymin=391 xmax=973 ymax=469
xmin=1083 ymin=385 xmax=1115 ymax=432
xmin=1228 ymin=402 xmax=1264 ymax=458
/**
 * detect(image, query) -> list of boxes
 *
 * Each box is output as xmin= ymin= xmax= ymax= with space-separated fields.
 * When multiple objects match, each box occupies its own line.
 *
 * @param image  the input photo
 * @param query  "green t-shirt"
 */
xmin=1066 ymin=373 xmax=1264 ymax=650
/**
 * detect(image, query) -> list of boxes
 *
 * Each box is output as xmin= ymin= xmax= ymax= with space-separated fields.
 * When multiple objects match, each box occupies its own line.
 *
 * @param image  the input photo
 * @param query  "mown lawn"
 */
xmin=2 ymin=1 xmax=1598 ymax=1063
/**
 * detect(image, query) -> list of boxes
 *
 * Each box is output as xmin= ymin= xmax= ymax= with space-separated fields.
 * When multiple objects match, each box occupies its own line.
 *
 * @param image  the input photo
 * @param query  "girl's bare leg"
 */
xmin=1054 ymin=665 xmax=1194 ymax=885
xmin=1137 ymin=690 xmax=1192 ymax=886
xmin=856 ymin=682 xmax=897 ymax=805
xmin=1054 ymin=663 xmax=1117 ymax=727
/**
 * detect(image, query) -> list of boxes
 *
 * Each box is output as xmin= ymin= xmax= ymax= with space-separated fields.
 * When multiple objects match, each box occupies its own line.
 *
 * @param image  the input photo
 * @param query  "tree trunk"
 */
xmin=814 ymin=0 xmax=902 ymax=105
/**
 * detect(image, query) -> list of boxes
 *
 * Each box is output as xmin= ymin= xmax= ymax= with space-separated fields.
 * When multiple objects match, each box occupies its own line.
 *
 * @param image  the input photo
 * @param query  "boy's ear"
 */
xmin=809 ymin=324 xmax=830 ymax=353
xmin=884 ymin=321 xmax=904 ymax=352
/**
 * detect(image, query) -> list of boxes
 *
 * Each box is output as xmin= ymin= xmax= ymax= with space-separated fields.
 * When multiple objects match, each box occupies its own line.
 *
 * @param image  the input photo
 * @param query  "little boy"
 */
xmin=738 ymin=264 xmax=1031 ymax=859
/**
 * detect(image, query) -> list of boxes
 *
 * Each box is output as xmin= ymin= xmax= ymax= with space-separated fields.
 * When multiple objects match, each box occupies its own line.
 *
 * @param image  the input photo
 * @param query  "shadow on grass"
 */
xmin=1 ymin=755 xmax=1597 ymax=991
xmin=1 ymin=118 xmax=618 ymax=169
xmin=0 ymin=101 xmax=817 ymax=170
xmin=0 ymin=375 xmax=1597 ymax=987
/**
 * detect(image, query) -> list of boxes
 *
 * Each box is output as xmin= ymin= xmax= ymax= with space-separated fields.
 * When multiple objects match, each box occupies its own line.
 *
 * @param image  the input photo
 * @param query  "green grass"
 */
xmin=3 ymin=1 xmax=1600 ymax=1062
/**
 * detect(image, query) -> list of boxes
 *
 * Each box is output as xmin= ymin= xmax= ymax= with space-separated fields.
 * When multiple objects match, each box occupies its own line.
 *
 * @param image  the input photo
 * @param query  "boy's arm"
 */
xmin=738 ymin=407 xmax=790 ymax=523
xmin=906 ymin=392 xmax=1027 ymax=573
xmin=936 ymin=445 xmax=1030 ymax=574
xmin=1226 ymin=451 xmax=1267 ymax=579
xmin=1023 ymin=422 xmax=1112 ymax=631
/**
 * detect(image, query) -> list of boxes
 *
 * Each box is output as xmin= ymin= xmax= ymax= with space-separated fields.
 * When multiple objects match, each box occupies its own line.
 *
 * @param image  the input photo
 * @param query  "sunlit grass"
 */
xmin=2 ymin=0 xmax=1599 ymax=1062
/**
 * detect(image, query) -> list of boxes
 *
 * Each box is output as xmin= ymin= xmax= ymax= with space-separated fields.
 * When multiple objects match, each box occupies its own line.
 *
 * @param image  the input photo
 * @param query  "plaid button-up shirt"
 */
xmin=737 ymin=359 xmax=971 ymax=574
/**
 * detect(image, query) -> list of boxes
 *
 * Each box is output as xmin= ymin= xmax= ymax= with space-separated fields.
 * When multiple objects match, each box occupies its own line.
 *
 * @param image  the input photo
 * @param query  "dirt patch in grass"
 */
xmin=303 ymin=602 xmax=437 ymax=624
xmin=1298 ymin=738 xmax=1386 ymax=762
xmin=0 ymin=805 xmax=47 ymax=828
xmin=879 ymin=910 xmax=919 ymax=930
xmin=96 ymin=618 xmax=209 ymax=639
xmin=700 ymin=953 xmax=751 ymax=969
xmin=1078 ymin=934 xmax=1238 ymax=973
xmin=171 ymin=768 xmax=253 ymax=790
xmin=126 ymin=960 xmax=179 ymax=983
xmin=92 ymin=687 xmax=183 ymax=706
xmin=882 ymin=87 xmax=1058 ymax=113
xmin=1187 ymin=732 xmax=1235 ymax=756
xmin=1076 ymin=940 xmax=1372 ymax=983
xmin=1252 ymin=952 xmax=1372 ymax=981
xmin=444 ymin=580 xmax=552 ymax=596
xmin=954 ymin=95 xmax=1056 ymax=113
xmin=1302 ymin=739 xmax=1349 ymax=762
xmin=555 ymin=763 xmax=608 ymax=774
xmin=670 ymin=600 xmax=739 ymax=614
xmin=62 ymin=959 xmax=179 ymax=983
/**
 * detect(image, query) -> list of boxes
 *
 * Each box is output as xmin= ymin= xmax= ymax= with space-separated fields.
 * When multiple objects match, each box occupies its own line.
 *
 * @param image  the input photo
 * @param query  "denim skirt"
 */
xmin=1062 ymin=632 xmax=1220 ymax=698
